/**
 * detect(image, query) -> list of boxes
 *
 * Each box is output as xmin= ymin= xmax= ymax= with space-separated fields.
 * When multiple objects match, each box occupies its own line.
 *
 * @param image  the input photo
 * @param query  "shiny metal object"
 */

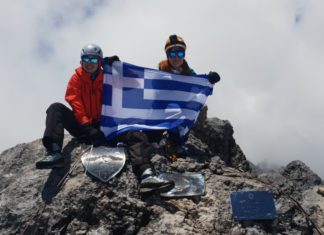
xmin=81 ymin=146 xmax=126 ymax=182
xmin=159 ymin=172 xmax=205 ymax=197
xmin=230 ymin=191 xmax=277 ymax=220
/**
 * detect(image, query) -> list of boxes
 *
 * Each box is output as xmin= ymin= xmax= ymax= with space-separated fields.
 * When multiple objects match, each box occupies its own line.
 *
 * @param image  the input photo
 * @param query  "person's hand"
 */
xmin=80 ymin=123 xmax=106 ymax=146
xmin=208 ymin=71 xmax=221 ymax=84
xmin=103 ymin=55 xmax=120 ymax=66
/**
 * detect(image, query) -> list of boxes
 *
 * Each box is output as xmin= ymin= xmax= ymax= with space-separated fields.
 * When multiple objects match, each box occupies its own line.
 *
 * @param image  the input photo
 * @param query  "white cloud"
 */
xmin=1 ymin=0 xmax=323 ymax=179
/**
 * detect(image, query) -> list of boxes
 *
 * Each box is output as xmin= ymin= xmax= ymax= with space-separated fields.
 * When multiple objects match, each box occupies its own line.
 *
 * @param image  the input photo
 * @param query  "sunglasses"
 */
xmin=82 ymin=57 xmax=99 ymax=64
xmin=167 ymin=50 xmax=185 ymax=59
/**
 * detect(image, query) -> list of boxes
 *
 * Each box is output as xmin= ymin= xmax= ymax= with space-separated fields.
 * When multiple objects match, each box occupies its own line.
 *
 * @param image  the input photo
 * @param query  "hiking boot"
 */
xmin=139 ymin=168 xmax=175 ymax=194
xmin=36 ymin=152 xmax=65 ymax=169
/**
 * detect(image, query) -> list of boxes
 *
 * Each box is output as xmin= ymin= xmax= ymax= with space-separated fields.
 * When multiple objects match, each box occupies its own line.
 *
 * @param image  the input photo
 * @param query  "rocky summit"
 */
xmin=0 ymin=116 xmax=323 ymax=235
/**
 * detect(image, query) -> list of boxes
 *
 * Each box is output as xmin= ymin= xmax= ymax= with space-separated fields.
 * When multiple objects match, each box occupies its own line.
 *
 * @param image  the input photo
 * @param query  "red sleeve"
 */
xmin=65 ymin=74 xmax=91 ymax=125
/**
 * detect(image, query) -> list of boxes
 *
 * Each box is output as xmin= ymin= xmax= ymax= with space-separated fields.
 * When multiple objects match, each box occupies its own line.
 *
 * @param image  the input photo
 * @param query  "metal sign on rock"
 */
xmin=81 ymin=146 xmax=126 ymax=182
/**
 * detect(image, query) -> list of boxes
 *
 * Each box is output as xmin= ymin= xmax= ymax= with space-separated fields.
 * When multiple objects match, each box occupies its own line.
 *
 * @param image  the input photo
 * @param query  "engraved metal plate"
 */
xmin=159 ymin=172 xmax=206 ymax=197
xmin=230 ymin=191 xmax=277 ymax=220
xmin=81 ymin=146 xmax=126 ymax=182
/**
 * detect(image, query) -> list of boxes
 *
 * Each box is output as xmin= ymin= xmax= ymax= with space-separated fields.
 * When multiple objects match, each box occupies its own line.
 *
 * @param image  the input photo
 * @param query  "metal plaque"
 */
xmin=81 ymin=146 xmax=126 ymax=182
xmin=230 ymin=191 xmax=277 ymax=220
xmin=159 ymin=172 xmax=205 ymax=197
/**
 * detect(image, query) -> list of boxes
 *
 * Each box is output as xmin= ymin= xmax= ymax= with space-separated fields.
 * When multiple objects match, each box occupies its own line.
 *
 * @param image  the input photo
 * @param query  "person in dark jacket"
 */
xmin=158 ymin=34 xmax=221 ymax=157
xmin=159 ymin=34 xmax=196 ymax=76
xmin=159 ymin=34 xmax=220 ymax=85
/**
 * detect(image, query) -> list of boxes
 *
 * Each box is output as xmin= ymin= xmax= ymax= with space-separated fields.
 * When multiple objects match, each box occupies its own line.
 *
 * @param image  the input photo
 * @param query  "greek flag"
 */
xmin=100 ymin=61 xmax=213 ymax=141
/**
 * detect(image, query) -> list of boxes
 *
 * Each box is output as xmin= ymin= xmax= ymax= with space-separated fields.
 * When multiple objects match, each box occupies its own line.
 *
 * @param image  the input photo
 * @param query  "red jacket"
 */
xmin=65 ymin=66 xmax=104 ymax=125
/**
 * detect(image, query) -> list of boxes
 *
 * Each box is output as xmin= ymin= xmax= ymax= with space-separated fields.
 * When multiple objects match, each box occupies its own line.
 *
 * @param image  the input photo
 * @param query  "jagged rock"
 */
xmin=193 ymin=117 xmax=250 ymax=172
xmin=0 ymin=119 xmax=323 ymax=235
xmin=281 ymin=160 xmax=322 ymax=191
xmin=257 ymin=160 xmax=323 ymax=198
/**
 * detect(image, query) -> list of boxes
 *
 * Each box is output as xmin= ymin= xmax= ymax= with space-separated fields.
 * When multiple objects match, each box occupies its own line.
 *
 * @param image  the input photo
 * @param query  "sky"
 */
xmin=1 ymin=0 xmax=323 ymax=179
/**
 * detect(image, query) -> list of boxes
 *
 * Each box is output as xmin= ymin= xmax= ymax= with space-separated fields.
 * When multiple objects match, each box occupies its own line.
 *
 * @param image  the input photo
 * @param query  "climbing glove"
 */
xmin=207 ymin=71 xmax=221 ymax=84
xmin=103 ymin=55 xmax=120 ymax=66
xmin=80 ymin=123 xmax=106 ymax=147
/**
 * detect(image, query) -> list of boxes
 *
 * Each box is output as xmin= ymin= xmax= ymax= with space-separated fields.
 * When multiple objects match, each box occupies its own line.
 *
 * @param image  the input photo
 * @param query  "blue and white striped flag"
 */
xmin=100 ymin=61 xmax=213 ymax=141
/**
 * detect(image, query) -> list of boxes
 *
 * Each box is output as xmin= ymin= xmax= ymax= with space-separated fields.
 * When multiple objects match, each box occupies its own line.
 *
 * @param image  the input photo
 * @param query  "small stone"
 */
xmin=318 ymin=186 xmax=324 ymax=196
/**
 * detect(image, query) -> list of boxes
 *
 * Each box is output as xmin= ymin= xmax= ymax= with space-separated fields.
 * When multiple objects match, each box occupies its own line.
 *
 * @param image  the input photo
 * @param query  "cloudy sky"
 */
xmin=1 ymin=0 xmax=323 ymax=178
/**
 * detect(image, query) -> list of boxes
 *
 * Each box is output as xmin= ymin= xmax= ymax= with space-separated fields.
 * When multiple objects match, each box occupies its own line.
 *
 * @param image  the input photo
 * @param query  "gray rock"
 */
xmin=281 ymin=160 xmax=322 ymax=191
xmin=192 ymin=117 xmax=250 ymax=171
xmin=0 ymin=119 xmax=323 ymax=234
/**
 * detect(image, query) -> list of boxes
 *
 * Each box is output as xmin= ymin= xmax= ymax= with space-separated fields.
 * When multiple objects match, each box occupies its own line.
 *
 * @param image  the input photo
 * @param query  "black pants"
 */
xmin=110 ymin=128 xmax=187 ymax=178
xmin=120 ymin=127 xmax=189 ymax=177
xmin=42 ymin=103 xmax=84 ymax=151
xmin=42 ymin=102 xmax=159 ymax=178
xmin=119 ymin=130 xmax=164 ymax=178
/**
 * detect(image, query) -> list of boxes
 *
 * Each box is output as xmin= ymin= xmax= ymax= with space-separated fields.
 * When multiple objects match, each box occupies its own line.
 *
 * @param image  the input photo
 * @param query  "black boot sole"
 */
xmin=35 ymin=161 xmax=65 ymax=169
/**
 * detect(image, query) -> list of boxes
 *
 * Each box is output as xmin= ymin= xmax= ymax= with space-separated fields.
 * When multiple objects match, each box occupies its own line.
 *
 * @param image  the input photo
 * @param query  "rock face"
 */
xmin=0 ymin=118 xmax=323 ymax=235
xmin=193 ymin=117 xmax=250 ymax=172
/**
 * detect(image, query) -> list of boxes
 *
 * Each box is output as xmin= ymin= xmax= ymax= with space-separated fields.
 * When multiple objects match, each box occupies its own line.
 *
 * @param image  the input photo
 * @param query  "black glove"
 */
xmin=103 ymin=55 xmax=120 ymax=66
xmin=207 ymin=71 xmax=221 ymax=84
xmin=80 ymin=123 xmax=106 ymax=146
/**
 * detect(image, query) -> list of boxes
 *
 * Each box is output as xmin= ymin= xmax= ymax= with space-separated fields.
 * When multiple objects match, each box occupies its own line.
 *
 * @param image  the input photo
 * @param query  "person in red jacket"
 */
xmin=36 ymin=43 xmax=108 ymax=169
xmin=36 ymin=43 xmax=174 ymax=195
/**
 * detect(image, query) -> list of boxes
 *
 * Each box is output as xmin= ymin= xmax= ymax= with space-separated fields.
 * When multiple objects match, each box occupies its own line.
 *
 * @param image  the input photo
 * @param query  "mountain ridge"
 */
xmin=0 ymin=116 xmax=323 ymax=234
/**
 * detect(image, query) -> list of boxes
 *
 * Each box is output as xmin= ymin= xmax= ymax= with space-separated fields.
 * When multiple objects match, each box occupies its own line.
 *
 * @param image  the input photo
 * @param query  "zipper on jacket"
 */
xmin=90 ymin=80 xmax=99 ymax=123
xmin=90 ymin=81 xmax=93 ymax=122
xmin=92 ymin=80 xmax=98 ymax=121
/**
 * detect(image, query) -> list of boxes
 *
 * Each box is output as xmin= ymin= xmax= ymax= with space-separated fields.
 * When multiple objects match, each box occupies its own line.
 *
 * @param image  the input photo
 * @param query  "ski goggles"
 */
xmin=82 ymin=57 xmax=99 ymax=64
xmin=167 ymin=50 xmax=185 ymax=59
